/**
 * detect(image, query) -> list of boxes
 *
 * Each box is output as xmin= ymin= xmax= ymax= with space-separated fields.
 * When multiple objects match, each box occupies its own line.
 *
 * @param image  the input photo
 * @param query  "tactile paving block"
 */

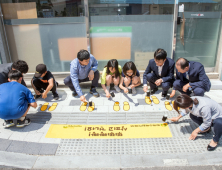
xmin=69 ymin=100 xmax=82 ymax=106
xmin=137 ymin=99 xmax=147 ymax=105
xmin=56 ymin=113 xmax=222 ymax=156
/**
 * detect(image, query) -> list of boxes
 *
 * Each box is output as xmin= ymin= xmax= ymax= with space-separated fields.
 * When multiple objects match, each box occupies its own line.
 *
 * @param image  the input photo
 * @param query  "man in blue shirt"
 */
xmin=0 ymin=70 xmax=37 ymax=128
xmin=64 ymin=50 xmax=100 ymax=102
xmin=170 ymin=58 xmax=211 ymax=98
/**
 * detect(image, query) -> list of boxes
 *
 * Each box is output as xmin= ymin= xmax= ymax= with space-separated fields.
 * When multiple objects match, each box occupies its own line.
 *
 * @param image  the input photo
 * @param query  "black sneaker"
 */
xmin=162 ymin=91 xmax=168 ymax=98
xmin=34 ymin=94 xmax=41 ymax=99
xmin=16 ymin=117 xmax=31 ymax=128
xmin=162 ymin=94 xmax=167 ymax=98
xmin=151 ymin=88 xmax=158 ymax=95
xmin=53 ymin=92 xmax=59 ymax=100
xmin=3 ymin=120 xmax=14 ymax=128
xmin=90 ymin=88 xmax=100 ymax=97
xmin=72 ymin=90 xmax=78 ymax=97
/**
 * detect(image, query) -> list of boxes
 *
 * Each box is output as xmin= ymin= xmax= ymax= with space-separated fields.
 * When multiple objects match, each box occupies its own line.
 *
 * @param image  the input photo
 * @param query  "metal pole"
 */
xmin=171 ymin=0 xmax=178 ymax=60
xmin=84 ymin=0 xmax=90 ymax=52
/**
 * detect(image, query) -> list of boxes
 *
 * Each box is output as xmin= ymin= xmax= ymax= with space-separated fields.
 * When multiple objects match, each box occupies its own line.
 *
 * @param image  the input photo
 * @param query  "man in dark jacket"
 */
xmin=143 ymin=48 xmax=175 ymax=97
xmin=170 ymin=58 xmax=211 ymax=98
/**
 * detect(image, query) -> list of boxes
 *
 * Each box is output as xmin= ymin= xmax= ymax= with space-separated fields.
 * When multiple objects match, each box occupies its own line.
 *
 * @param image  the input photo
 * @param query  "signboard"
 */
xmin=45 ymin=123 xmax=172 ymax=139
xmin=179 ymin=4 xmax=184 ymax=12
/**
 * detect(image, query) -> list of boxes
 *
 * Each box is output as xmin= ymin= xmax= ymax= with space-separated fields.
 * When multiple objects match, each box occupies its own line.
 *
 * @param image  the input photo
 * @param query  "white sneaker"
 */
xmin=114 ymin=85 xmax=121 ymax=92
xmin=132 ymin=87 xmax=137 ymax=94
xmin=106 ymin=86 xmax=110 ymax=92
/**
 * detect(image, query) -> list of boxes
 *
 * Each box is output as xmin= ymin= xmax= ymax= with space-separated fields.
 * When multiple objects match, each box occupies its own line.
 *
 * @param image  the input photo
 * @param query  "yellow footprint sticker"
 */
xmin=165 ymin=101 xmax=172 ymax=111
xmin=123 ymin=101 xmax=130 ymax=111
xmin=80 ymin=102 xmax=87 ymax=111
xmin=88 ymin=102 xmax=95 ymax=112
xmin=151 ymin=96 xmax=160 ymax=104
xmin=48 ymin=103 xmax=58 ymax=111
xmin=40 ymin=103 xmax=49 ymax=111
xmin=113 ymin=102 xmax=120 ymax=112
xmin=145 ymin=96 xmax=152 ymax=105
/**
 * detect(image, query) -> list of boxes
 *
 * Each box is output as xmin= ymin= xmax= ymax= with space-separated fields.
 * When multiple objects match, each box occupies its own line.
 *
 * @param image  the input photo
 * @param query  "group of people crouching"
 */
xmin=0 ymin=49 xmax=221 ymax=151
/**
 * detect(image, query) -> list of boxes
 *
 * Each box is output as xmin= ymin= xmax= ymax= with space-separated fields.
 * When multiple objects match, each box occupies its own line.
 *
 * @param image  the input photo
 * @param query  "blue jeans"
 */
xmin=64 ymin=70 xmax=100 ymax=91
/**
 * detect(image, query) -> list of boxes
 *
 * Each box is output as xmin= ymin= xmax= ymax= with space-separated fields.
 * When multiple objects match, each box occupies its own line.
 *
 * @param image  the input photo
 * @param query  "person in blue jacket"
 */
xmin=0 ymin=70 xmax=37 ymax=128
xmin=64 ymin=50 xmax=100 ymax=102
xmin=143 ymin=48 xmax=175 ymax=97
xmin=170 ymin=58 xmax=211 ymax=98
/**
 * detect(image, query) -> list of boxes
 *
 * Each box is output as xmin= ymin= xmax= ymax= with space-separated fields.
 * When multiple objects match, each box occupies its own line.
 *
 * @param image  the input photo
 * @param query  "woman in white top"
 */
xmin=169 ymin=94 xmax=222 ymax=151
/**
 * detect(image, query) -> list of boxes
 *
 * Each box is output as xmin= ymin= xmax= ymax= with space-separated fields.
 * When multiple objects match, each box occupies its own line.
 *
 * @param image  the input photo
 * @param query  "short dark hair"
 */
xmin=154 ymin=48 xmax=167 ymax=60
xmin=105 ymin=59 xmax=120 ymax=78
xmin=8 ymin=70 xmax=23 ymax=81
xmin=176 ymin=58 xmax=189 ymax=70
xmin=12 ymin=60 xmax=29 ymax=74
xmin=123 ymin=61 xmax=137 ymax=76
xmin=77 ymin=50 xmax=90 ymax=61
xmin=173 ymin=94 xmax=199 ymax=114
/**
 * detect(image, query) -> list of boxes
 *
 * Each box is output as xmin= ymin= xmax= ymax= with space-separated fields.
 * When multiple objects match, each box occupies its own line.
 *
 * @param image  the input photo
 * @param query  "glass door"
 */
xmin=174 ymin=0 xmax=222 ymax=71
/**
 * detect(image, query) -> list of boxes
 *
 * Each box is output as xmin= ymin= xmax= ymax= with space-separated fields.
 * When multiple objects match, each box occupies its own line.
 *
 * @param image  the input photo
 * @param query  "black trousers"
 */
xmin=32 ymin=78 xmax=57 ymax=94
xmin=145 ymin=73 xmax=173 ymax=94
xmin=190 ymin=114 xmax=222 ymax=142
xmin=64 ymin=70 xmax=100 ymax=91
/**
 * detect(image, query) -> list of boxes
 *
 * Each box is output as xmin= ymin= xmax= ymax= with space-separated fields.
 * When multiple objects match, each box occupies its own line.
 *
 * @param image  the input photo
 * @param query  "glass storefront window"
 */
xmin=1 ymin=0 xmax=222 ymax=72
xmin=1 ymin=0 xmax=84 ymax=18
xmin=1 ymin=0 xmax=87 ymax=72
xmin=89 ymin=0 xmax=175 ymax=71
xmin=174 ymin=0 xmax=222 ymax=68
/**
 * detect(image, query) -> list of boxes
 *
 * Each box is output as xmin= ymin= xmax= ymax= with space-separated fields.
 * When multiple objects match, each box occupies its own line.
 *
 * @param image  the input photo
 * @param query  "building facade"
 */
xmin=0 ymin=0 xmax=221 ymax=77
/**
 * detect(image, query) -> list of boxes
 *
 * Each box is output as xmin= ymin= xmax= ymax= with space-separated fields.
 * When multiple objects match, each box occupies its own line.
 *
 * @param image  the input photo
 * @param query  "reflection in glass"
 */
xmin=0 ymin=0 xmax=87 ymax=72
xmin=174 ymin=1 xmax=222 ymax=68
xmin=89 ymin=0 xmax=175 ymax=71
xmin=0 ymin=0 xmax=84 ymax=18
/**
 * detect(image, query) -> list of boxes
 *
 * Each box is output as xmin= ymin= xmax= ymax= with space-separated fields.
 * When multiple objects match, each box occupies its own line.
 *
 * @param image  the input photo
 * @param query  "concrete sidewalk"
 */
xmin=0 ymin=86 xmax=222 ymax=169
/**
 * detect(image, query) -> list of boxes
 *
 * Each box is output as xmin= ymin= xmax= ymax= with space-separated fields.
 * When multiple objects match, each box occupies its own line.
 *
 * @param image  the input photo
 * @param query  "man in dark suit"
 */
xmin=170 ymin=58 xmax=211 ymax=98
xmin=143 ymin=48 xmax=175 ymax=97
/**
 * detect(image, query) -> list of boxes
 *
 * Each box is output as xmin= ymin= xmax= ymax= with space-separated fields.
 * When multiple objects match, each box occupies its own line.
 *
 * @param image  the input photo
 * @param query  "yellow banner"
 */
xmin=45 ymin=123 xmax=172 ymax=139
